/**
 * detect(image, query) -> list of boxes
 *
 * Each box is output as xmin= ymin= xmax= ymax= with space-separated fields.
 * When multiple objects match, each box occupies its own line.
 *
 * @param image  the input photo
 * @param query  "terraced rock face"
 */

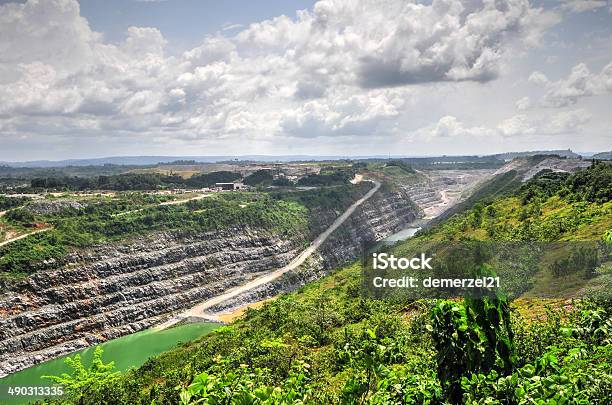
xmin=399 ymin=170 xmax=494 ymax=219
xmin=0 ymin=229 xmax=302 ymax=376
xmin=494 ymin=156 xmax=591 ymax=181
xmin=0 ymin=187 xmax=419 ymax=376
xmin=208 ymin=187 xmax=421 ymax=314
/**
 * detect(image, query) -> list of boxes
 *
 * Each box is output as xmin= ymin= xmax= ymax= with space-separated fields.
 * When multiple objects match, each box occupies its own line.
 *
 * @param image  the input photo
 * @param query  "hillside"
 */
xmin=426 ymin=155 xmax=593 ymax=229
xmin=422 ymin=161 xmax=611 ymax=242
xmin=493 ymin=149 xmax=580 ymax=160
xmin=593 ymin=151 xmax=612 ymax=160
xmin=50 ymin=162 xmax=612 ymax=404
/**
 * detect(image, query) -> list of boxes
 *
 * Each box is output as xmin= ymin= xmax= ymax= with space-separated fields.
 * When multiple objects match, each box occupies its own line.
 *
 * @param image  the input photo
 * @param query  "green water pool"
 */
xmin=0 ymin=322 xmax=219 ymax=404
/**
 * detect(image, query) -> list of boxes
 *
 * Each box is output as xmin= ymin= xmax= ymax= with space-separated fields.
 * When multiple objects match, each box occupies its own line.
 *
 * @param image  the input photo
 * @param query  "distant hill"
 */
xmin=0 ymin=149 xmax=588 ymax=168
xmin=493 ymin=149 xmax=580 ymax=161
xmin=592 ymin=151 xmax=612 ymax=160
xmin=0 ymin=155 xmax=350 ymax=168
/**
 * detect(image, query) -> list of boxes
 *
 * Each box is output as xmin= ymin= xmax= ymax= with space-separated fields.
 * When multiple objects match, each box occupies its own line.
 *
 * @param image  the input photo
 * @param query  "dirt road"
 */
xmin=112 ymin=193 xmax=211 ymax=217
xmin=155 ymin=180 xmax=381 ymax=329
xmin=0 ymin=227 xmax=51 ymax=248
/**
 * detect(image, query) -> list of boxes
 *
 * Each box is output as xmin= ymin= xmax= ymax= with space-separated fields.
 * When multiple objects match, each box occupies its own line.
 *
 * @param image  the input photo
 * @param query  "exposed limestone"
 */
xmin=494 ymin=156 xmax=590 ymax=181
xmin=25 ymin=200 xmax=87 ymax=215
xmin=0 ymin=188 xmax=418 ymax=376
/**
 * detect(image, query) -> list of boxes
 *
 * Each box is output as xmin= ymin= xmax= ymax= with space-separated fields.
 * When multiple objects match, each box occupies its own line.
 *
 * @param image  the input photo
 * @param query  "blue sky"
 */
xmin=0 ymin=0 xmax=610 ymax=160
xmin=80 ymin=0 xmax=316 ymax=53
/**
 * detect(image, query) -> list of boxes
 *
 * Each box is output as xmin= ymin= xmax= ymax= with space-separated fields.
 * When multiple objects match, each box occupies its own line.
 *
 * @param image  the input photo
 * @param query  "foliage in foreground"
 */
xmin=42 ymin=346 xmax=121 ymax=403
xmin=47 ymin=262 xmax=612 ymax=404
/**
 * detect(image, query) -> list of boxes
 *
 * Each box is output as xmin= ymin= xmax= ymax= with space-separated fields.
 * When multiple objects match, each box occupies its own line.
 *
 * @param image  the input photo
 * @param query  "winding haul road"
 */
xmin=155 ymin=180 xmax=381 ymax=330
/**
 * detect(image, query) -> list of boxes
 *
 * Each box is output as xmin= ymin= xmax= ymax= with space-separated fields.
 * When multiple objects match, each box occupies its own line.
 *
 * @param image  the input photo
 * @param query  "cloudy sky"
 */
xmin=0 ymin=0 xmax=611 ymax=161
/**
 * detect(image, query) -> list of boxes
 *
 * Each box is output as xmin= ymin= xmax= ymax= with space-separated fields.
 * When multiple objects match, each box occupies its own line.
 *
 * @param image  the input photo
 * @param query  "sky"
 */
xmin=0 ymin=0 xmax=611 ymax=161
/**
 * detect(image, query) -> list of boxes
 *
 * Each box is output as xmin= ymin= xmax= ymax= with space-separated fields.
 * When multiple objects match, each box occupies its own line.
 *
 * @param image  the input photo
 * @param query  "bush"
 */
xmin=244 ymin=169 xmax=274 ymax=186
xmin=5 ymin=208 xmax=35 ymax=225
xmin=429 ymin=290 xmax=515 ymax=402
xmin=43 ymin=347 xmax=121 ymax=403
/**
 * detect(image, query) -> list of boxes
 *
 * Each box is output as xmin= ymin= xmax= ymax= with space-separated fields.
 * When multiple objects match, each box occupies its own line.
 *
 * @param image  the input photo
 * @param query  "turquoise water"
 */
xmin=0 ymin=322 xmax=219 ymax=404
xmin=383 ymin=227 xmax=421 ymax=242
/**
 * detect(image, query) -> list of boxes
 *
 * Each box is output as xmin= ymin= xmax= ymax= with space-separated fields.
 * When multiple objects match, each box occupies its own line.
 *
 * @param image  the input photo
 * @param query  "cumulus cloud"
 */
xmin=416 ymin=116 xmax=493 ymax=139
xmin=356 ymin=0 xmax=555 ymax=87
xmin=515 ymin=96 xmax=531 ymax=111
xmin=497 ymin=114 xmax=535 ymax=137
xmin=416 ymin=109 xmax=593 ymax=139
xmin=280 ymin=89 xmax=404 ymax=137
xmin=497 ymin=109 xmax=591 ymax=136
xmin=0 ymin=0 xmax=560 ymax=146
xmin=529 ymin=62 xmax=612 ymax=107
xmin=543 ymin=109 xmax=592 ymax=134
xmin=559 ymin=0 xmax=612 ymax=13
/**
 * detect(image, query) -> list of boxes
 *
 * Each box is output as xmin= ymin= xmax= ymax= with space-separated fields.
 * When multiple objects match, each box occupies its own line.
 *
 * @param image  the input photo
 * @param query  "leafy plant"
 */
xmin=43 ymin=347 xmax=121 ymax=402
xmin=429 ymin=285 xmax=515 ymax=403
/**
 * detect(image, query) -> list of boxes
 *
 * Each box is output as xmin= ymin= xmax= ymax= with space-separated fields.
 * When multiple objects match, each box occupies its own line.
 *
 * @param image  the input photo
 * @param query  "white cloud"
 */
xmin=409 ymin=108 xmax=590 ymax=141
xmin=280 ymin=89 xmax=404 ymax=137
xmin=559 ymin=0 xmax=611 ymax=14
xmin=0 ymin=0 xmax=572 ymax=153
xmin=122 ymin=26 xmax=167 ymax=57
xmin=515 ymin=96 xmax=532 ymax=111
xmin=529 ymin=62 xmax=612 ymax=107
xmin=414 ymin=115 xmax=494 ymax=139
xmin=497 ymin=114 xmax=535 ymax=136
xmin=528 ymin=71 xmax=549 ymax=85
xmin=497 ymin=109 xmax=591 ymax=136
xmin=542 ymin=108 xmax=592 ymax=134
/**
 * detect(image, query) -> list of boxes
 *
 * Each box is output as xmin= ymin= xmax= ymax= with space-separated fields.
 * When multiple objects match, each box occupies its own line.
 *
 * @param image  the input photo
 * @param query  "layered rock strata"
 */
xmin=0 ymin=187 xmax=419 ymax=376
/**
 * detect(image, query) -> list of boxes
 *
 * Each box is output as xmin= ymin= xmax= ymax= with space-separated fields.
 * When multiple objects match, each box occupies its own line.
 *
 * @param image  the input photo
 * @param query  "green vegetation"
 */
xmin=31 ymin=163 xmax=612 ymax=403
xmin=0 ymin=164 xmax=143 ymax=180
xmin=185 ymin=171 xmax=241 ymax=188
xmin=4 ymin=208 xmax=35 ymax=224
xmin=424 ymin=163 xmax=612 ymax=242
xmin=29 ymin=173 xmax=187 ymax=191
xmin=430 ymin=291 xmax=515 ymax=402
xmin=43 ymin=347 xmax=121 ymax=403
xmin=0 ymin=195 xmax=31 ymax=210
xmin=296 ymin=168 xmax=353 ymax=186
xmin=0 ymin=194 xmax=309 ymax=275
xmin=48 ymin=261 xmax=611 ymax=404
xmin=271 ymin=177 xmax=294 ymax=187
xmin=566 ymin=161 xmax=612 ymax=203
xmin=0 ymin=184 xmax=371 ymax=277
xmin=23 ymin=165 xmax=364 ymax=191
xmin=244 ymin=169 xmax=274 ymax=186
xmin=271 ymin=183 xmax=373 ymax=237
xmin=385 ymin=160 xmax=415 ymax=174
xmin=26 ymin=170 xmax=242 ymax=191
